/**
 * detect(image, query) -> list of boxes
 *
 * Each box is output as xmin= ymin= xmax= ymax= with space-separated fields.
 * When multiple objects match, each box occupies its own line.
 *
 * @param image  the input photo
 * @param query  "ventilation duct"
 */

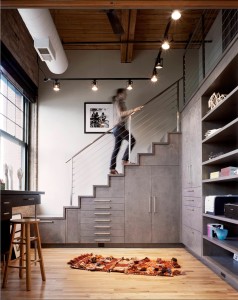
xmin=18 ymin=9 xmax=68 ymax=74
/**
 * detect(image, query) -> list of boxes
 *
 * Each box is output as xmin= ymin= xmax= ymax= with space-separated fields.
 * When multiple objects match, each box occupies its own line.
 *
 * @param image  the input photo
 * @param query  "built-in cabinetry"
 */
xmin=125 ymin=165 xmax=180 ymax=243
xmin=201 ymin=54 xmax=238 ymax=289
xmin=181 ymin=99 xmax=202 ymax=256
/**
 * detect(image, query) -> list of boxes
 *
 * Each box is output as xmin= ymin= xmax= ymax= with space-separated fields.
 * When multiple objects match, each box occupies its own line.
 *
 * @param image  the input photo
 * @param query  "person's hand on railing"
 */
xmin=132 ymin=105 xmax=144 ymax=114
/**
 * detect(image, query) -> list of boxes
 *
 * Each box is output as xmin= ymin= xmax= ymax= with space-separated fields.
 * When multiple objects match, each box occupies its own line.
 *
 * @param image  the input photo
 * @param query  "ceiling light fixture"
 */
xmin=171 ymin=10 xmax=181 ymax=20
xmin=151 ymin=69 xmax=158 ymax=82
xmin=162 ymin=41 xmax=170 ymax=50
xmin=92 ymin=80 xmax=98 ymax=91
xmin=127 ymin=80 xmax=133 ymax=90
xmin=53 ymin=79 xmax=60 ymax=91
xmin=155 ymin=57 xmax=163 ymax=69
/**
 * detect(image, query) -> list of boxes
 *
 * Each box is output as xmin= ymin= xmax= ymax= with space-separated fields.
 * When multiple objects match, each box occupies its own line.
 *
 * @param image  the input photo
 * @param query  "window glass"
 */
xmin=0 ymin=71 xmax=29 ymax=190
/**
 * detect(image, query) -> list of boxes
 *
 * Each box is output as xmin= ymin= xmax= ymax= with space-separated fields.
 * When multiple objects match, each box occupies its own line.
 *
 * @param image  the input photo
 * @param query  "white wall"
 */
xmin=38 ymin=49 xmax=183 ymax=215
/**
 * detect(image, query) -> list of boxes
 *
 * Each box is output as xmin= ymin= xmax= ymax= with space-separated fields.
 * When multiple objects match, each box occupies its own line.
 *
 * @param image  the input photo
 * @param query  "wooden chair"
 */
xmin=2 ymin=218 xmax=46 ymax=291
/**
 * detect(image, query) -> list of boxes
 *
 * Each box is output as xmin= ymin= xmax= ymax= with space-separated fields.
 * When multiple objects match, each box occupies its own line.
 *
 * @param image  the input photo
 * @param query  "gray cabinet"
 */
xmin=181 ymin=97 xmax=202 ymax=256
xmin=39 ymin=218 xmax=66 ymax=244
xmin=66 ymin=208 xmax=80 ymax=243
xmin=125 ymin=165 xmax=180 ymax=243
xmin=80 ymin=197 xmax=125 ymax=243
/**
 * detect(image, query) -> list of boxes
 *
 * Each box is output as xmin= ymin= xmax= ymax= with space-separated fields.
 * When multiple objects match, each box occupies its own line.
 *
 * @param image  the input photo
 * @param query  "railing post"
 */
xmin=128 ymin=115 xmax=132 ymax=163
xmin=176 ymin=80 xmax=180 ymax=132
xmin=70 ymin=159 xmax=73 ymax=206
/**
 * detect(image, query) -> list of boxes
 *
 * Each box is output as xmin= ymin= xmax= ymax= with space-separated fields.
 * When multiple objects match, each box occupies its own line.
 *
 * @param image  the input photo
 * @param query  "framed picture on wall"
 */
xmin=84 ymin=102 xmax=113 ymax=133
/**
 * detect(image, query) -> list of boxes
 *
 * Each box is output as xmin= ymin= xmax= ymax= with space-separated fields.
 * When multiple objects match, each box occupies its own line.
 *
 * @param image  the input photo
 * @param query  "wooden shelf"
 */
xmin=203 ymin=213 xmax=238 ymax=225
xmin=202 ymin=175 xmax=238 ymax=183
xmin=202 ymin=118 xmax=238 ymax=143
xmin=203 ymin=235 xmax=238 ymax=253
xmin=202 ymin=149 xmax=238 ymax=165
xmin=202 ymin=86 xmax=238 ymax=121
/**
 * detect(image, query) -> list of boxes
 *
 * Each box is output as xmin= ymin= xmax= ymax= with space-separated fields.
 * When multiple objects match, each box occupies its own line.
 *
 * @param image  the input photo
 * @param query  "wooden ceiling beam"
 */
xmin=126 ymin=10 xmax=137 ymax=63
xmin=2 ymin=1 xmax=238 ymax=9
xmin=120 ymin=10 xmax=129 ymax=63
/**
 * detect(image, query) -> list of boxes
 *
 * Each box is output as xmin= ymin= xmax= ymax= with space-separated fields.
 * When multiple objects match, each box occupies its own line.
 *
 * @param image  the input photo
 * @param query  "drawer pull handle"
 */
xmin=95 ymin=239 xmax=111 ymax=242
xmin=94 ymin=232 xmax=110 ymax=235
xmin=95 ymin=206 xmax=111 ymax=209
xmin=94 ymin=200 xmax=111 ymax=202
xmin=3 ymin=202 xmax=10 ymax=205
xmin=188 ymin=190 xmax=194 ymax=192
xmin=94 ymin=219 xmax=111 ymax=222
xmin=3 ymin=212 xmax=10 ymax=215
xmin=40 ymin=221 xmax=54 ymax=223
xmin=23 ymin=198 xmax=35 ymax=201
xmin=94 ymin=213 xmax=111 ymax=215
xmin=94 ymin=226 xmax=111 ymax=229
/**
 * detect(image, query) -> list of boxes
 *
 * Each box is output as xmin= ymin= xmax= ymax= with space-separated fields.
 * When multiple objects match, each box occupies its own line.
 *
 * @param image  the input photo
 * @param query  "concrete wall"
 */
xmin=38 ymin=49 xmax=184 ymax=215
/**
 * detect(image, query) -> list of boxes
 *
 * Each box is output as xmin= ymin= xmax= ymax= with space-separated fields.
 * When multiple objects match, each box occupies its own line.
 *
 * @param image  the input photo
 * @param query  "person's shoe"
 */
xmin=109 ymin=169 xmax=119 ymax=175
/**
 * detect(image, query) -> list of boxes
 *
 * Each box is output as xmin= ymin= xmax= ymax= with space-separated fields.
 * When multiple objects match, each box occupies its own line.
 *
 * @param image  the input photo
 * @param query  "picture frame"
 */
xmin=84 ymin=102 xmax=113 ymax=133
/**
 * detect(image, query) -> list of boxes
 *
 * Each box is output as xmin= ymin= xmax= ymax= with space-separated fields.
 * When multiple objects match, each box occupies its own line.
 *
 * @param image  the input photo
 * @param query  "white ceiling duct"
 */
xmin=18 ymin=9 xmax=68 ymax=74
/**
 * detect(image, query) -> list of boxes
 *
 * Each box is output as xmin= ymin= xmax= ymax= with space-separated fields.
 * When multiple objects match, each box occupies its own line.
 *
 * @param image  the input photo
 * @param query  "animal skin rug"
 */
xmin=67 ymin=253 xmax=183 ymax=276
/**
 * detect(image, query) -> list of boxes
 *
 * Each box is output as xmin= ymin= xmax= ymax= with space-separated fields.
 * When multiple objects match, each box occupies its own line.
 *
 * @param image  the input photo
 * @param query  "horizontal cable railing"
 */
xmin=184 ymin=9 xmax=238 ymax=103
xmin=66 ymin=77 xmax=183 ymax=205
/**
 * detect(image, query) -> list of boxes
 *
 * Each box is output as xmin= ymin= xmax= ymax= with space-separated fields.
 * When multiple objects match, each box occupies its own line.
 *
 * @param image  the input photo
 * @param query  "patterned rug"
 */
xmin=67 ymin=253 xmax=183 ymax=276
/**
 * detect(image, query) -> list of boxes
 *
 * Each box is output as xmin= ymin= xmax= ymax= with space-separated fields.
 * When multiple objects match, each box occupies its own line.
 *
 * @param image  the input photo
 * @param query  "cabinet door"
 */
xmin=189 ymin=100 xmax=202 ymax=187
xmin=66 ymin=209 xmax=80 ymax=243
xmin=125 ymin=166 xmax=152 ymax=243
xmin=151 ymin=166 xmax=180 ymax=243
xmin=181 ymin=108 xmax=192 ymax=188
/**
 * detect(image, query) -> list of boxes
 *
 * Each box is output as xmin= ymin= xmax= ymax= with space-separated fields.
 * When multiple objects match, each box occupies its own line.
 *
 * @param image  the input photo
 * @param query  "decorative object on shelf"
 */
xmin=224 ymin=203 xmax=238 ymax=220
xmin=17 ymin=168 xmax=24 ymax=190
xmin=68 ymin=253 xmax=183 ymax=276
xmin=220 ymin=166 xmax=238 ymax=177
xmin=4 ymin=163 xmax=9 ymax=190
xmin=210 ymin=171 xmax=220 ymax=179
xmin=215 ymin=228 xmax=228 ymax=240
xmin=207 ymin=223 xmax=223 ymax=238
xmin=208 ymin=92 xmax=227 ymax=110
xmin=205 ymin=195 xmax=238 ymax=215
xmin=208 ymin=151 xmax=224 ymax=160
xmin=0 ymin=179 xmax=5 ymax=190
xmin=204 ymin=128 xmax=220 ymax=138
xmin=233 ymin=253 xmax=238 ymax=262
xmin=8 ymin=165 xmax=13 ymax=190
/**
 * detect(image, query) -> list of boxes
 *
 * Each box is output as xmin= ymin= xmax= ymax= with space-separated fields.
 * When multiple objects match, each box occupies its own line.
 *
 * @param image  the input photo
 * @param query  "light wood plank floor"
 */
xmin=1 ymin=247 xmax=238 ymax=300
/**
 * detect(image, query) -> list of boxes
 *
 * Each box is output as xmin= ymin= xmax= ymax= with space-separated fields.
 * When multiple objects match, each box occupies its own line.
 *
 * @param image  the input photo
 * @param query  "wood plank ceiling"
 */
xmin=2 ymin=1 xmax=238 ymax=63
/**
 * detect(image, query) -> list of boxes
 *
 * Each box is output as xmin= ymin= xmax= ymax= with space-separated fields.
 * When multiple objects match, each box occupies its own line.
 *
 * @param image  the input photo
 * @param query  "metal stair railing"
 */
xmin=66 ymin=77 xmax=183 ymax=205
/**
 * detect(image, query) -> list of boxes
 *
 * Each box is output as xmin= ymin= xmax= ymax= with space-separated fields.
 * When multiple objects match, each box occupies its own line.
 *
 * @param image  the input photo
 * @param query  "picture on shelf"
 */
xmin=84 ymin=102 xmax=113 ymax=133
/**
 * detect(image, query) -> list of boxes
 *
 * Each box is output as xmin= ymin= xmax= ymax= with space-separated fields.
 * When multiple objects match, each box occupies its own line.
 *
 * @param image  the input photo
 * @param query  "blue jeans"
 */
xmin=110 ymin=124 xmax=136 ymax=169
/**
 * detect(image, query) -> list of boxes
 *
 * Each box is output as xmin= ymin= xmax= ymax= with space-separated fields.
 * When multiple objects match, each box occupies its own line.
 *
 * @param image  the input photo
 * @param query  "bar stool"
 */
xmin=2 ymin=218 xmax=46 ymax=291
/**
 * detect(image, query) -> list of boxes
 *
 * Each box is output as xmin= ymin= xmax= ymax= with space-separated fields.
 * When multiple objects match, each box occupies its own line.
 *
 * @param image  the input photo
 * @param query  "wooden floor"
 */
xmin=1 ymin=247 xmax=238 ymax=300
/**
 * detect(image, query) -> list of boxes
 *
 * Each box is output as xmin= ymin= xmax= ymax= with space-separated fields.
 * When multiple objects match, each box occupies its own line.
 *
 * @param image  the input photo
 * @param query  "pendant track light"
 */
xmin=92 ymin=80 xmax=98 ymax=91
xmin=162 ymin=41 xmax=170 ymax=50
xmin=171 ymin=10 xmax=181 ymax=20
xmin=155 ymin=57 xmax=163 ymax=69
xmin=53 ymin=79 xmax=60 ymax=91
xmin=151 ymin=69 xmax=158 ymax=82
xmin=127 ymin=80 xmax=133 ymax=90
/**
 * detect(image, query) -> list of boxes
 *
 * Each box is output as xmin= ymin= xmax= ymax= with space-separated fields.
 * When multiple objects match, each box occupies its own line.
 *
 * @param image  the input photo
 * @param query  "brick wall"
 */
xmin=1 ymin=9 xmax=39 ymax=86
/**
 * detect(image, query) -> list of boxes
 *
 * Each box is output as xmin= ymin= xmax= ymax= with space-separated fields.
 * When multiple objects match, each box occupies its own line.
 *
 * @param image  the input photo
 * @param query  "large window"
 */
xmin=0 ymin=70 xmax=29 ymax=190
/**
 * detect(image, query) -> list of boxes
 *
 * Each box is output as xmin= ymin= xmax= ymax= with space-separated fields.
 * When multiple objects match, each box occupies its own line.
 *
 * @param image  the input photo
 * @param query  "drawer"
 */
xmin=81 ymin=229 xmax=124 ymax=237
xmin=81 ymin=222 xmax=124 ymax=231
xmin=81 ymin=210 xmax=124 ymax=218
xmin=183 ymin=187 xmax=202 ymax=198
xmin=182 ymin=197 xmax=202 ymax=208
xmin=3 ymin=194 xmax=41 ymax=206
xmin=182 ymin=205 xmax=202 ymax=231
xmin=81 ymin=216 xmax=124 ymax=224
xmin=80 ymin=236 xmax=125 ymax=243
xmin=39 ymin=219 xmax=66 ymax=243
xmin=1 ymin=200 xmax=12 ymax=220
xmin=182 ymin=225 xmax=202 ymax=257
xmin=81 ymin=203 xmax=124 ymax=211
xmin=81 ymin=197 xmax=124 ymax=208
